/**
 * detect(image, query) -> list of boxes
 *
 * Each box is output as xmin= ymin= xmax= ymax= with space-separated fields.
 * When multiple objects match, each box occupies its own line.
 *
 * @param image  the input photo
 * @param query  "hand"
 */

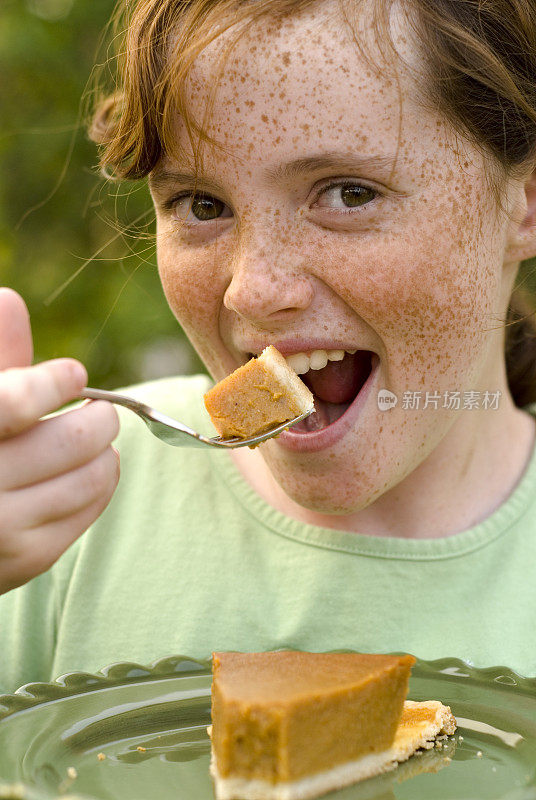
xmin=0 ymin=288 xmax=120 ymax=594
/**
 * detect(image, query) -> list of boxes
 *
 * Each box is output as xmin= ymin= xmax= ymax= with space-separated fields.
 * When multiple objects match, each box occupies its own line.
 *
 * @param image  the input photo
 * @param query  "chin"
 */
xmin=286 ymin=485 xmax=371 ymax=518
xmin=266 ymin=456 xmax=377 ymax=518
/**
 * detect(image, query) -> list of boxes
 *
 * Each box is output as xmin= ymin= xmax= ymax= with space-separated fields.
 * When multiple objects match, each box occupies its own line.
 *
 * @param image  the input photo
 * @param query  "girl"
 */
xmin=1 ymin=0 xmax=536 ymax=693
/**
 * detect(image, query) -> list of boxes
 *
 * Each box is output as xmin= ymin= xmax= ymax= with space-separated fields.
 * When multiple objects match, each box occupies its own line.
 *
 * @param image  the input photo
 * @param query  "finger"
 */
xmin=0 ymin=400 xmax=119 ymax=490
xmin=2 ymin=446 xmax=120 ymax=531
xmin=0 ymin=288 xmax=33 ymax=370
xmin=1 ymin=481 xmax=120 ymax=592
xmin=0 ymin=358 xmax=88 ymax=439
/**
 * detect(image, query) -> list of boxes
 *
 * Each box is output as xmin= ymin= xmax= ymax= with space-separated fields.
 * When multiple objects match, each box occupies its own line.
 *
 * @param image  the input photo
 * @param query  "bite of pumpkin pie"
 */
xmin=204 ymin=346 xmax=314 ymax=440
xmin=209 ymin=651 xmax=456 ymax=800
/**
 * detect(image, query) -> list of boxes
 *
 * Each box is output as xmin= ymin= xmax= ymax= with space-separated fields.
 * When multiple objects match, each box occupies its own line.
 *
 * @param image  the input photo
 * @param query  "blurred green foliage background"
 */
xmin=1 ymin=0 xmax=535 ymax=393
xmin=0 ymin=0 xmax=204 ymax=389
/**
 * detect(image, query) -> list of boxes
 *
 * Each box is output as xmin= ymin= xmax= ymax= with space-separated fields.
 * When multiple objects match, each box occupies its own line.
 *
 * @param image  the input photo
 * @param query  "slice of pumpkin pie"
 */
xmin=204 ymin=346 xmax=314 ymax=439
xmin=210 ymin=651 xmax=455 ymax=800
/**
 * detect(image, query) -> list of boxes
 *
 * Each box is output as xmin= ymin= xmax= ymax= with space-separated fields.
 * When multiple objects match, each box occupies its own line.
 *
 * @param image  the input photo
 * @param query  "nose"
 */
xmin=223 ymin=241 xmax=314 ymax=324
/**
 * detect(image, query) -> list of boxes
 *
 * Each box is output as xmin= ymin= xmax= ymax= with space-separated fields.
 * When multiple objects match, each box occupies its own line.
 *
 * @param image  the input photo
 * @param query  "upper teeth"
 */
xmin=286 ymin=349 xmax=357 ymax=375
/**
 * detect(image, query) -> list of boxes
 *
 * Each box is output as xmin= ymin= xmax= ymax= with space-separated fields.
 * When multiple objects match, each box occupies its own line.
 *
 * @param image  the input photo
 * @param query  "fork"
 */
xmin=79 ymin=387 xmax=314 ymax=449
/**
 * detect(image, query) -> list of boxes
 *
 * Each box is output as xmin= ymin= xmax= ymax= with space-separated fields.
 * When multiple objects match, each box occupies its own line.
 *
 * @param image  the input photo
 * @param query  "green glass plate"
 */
xmin=0 ymin=655 xmax=535 ymax=800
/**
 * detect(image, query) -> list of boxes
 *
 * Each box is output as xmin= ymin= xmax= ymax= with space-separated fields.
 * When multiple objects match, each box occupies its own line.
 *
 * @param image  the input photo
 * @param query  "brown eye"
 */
xmin=172 ymin=193 xmax=229 ymax=222
xmin=315 ymin=182 xmax=377 ymax=210
xmin=340 ymin=184 xmax=375 ymax=207
xmin=190 ymin=194 xmax=225 ymax=220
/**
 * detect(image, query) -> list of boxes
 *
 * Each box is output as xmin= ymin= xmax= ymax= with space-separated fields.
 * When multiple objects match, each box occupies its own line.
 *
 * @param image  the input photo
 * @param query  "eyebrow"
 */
xmin=149 ymin=169 xmax=221 ymax=194
xmin=264 ymin=152 xmax=399 ymax=182
xmin=149 ymin=151 xmax=399 ymax=192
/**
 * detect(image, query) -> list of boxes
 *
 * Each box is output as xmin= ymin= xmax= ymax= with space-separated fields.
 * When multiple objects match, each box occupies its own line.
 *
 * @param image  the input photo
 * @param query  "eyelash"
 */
xmin=163 ymin=181 xmax=379 ymax=222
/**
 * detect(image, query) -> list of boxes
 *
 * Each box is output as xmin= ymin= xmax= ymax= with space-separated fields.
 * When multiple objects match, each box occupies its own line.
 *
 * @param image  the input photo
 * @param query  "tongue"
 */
xmin=302 ymin=351 xmax=372 ymax=404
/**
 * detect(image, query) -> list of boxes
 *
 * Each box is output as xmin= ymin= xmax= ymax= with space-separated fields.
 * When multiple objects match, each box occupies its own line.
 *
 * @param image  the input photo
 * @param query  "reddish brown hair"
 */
xmin=90 ymin=0 xmax=536 ymax=406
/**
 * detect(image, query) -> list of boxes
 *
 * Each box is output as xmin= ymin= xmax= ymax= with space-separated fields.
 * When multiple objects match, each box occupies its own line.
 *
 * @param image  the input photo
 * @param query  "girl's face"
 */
xmin=150 ymin=0 xmax=521 ymax=514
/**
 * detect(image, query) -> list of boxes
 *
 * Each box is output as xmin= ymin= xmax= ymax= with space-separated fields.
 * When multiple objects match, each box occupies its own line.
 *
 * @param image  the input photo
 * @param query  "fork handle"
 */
xmin=80 ymin=387 xmax=144 ymax=414
xmin=79 ymin=386 xmax=213 ymax=448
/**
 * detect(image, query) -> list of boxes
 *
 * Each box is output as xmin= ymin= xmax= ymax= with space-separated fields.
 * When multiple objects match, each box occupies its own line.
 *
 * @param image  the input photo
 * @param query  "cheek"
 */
xmin=156 ymin=231 xmax=231 ymax=375
xmin=316 ymin=188 xmax=504 ymax=386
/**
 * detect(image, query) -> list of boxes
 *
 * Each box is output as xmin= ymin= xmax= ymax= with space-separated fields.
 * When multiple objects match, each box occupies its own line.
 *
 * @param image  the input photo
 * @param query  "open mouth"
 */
xmin=290 ymin=349 xmax=374 ymax=433
xmin=247 ymin=348 xmax=375 ymax=435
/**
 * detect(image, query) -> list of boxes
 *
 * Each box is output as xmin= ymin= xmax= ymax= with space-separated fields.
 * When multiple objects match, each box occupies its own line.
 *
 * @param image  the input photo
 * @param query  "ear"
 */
xmin=505 ymin=168 xmax=536 ymax=263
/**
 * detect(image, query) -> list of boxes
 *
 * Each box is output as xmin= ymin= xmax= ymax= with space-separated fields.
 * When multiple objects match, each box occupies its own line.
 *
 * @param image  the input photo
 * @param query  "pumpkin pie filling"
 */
xmin=204 ymin=346 xmax=314 ymax=439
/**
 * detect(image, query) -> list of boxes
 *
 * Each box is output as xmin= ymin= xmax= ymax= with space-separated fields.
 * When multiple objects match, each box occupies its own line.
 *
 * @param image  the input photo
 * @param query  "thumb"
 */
xmin=0 ymin=288 xmax=34 ymax=370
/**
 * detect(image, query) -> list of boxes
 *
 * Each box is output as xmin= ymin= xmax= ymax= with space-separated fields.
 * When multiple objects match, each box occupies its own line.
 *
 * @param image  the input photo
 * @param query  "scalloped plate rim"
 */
xmin=0 ymin=651 xmax=534 ymax=722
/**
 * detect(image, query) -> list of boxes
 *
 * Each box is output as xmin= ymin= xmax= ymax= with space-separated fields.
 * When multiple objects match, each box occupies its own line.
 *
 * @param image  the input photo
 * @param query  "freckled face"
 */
xmin=151 ymin=1 xmax=515 ymax=514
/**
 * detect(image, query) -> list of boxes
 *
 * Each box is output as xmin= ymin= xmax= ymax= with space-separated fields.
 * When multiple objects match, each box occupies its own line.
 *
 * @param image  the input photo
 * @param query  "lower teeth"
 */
xmin=302 ymin=410 xmax=329 ymax=433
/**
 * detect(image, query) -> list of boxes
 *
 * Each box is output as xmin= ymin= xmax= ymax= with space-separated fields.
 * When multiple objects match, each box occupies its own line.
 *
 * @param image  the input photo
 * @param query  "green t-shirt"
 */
xmin=1 ymin=374 xmax=535 ymax=694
